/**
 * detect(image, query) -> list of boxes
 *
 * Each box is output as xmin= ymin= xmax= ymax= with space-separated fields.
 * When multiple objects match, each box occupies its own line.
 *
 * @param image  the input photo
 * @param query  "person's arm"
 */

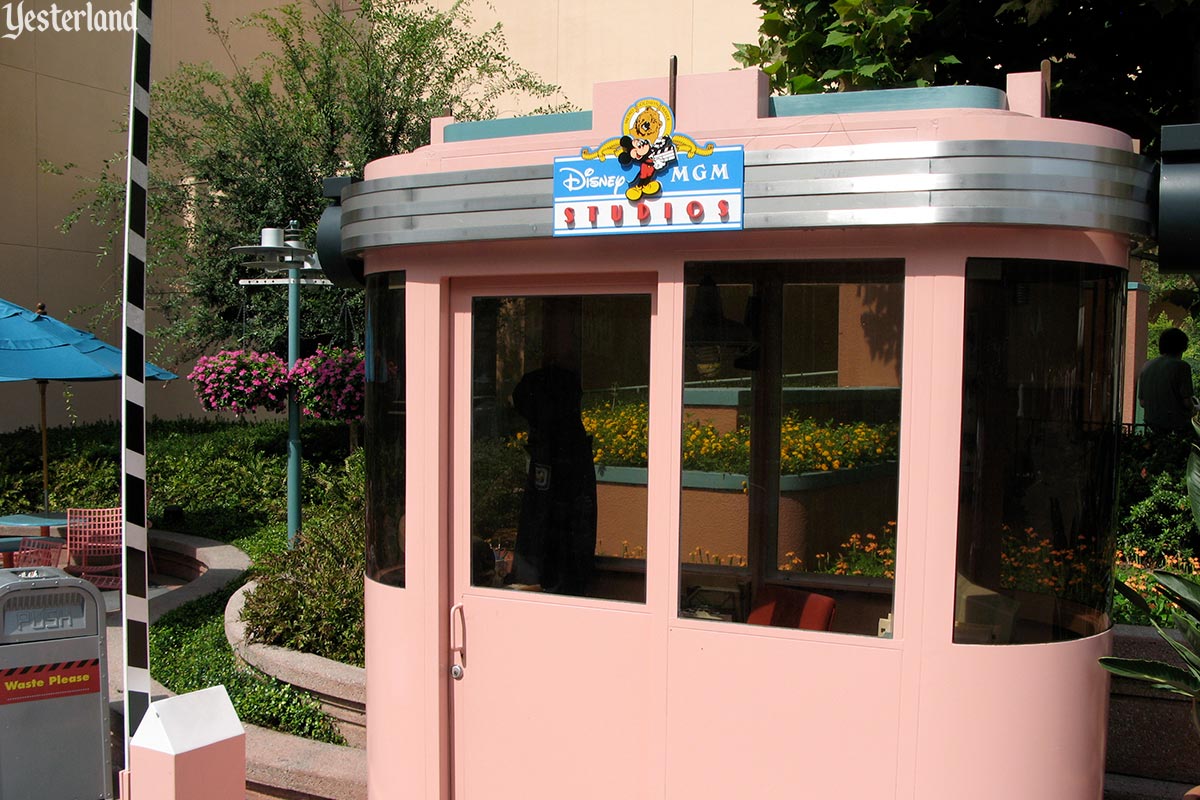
xmin=1175 ymin=362 xmax=1195 ymax=413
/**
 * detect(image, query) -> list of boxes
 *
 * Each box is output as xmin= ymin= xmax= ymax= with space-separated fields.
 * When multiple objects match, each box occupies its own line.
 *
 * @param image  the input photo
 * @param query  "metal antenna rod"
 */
xmin=669 ymin=55 xmax=678 ymax=113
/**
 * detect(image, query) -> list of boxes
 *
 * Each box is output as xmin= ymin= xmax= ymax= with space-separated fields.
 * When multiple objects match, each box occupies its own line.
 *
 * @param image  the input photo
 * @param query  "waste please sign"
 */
xmin=1 ymin=659 xmax=100 ymax=704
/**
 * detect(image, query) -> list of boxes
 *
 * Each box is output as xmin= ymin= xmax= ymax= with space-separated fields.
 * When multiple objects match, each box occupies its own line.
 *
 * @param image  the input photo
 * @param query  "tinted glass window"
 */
xmin=365 ymin=273 xmax=406 ymax=586
xmin=955 ymin=259 xmax=1124 ymax=643
xmin=470 ymin=294 xmax=652 ymax=602
xmin=679 ymin=262 xmax=903 ymax=636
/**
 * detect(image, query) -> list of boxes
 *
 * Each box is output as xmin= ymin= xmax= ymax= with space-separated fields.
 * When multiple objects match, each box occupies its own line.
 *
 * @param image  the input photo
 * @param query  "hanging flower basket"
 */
xmin=188 ymin=349 xmax=290 ymax=415
xmin=291 ymin=346 xmax=365 ymax=422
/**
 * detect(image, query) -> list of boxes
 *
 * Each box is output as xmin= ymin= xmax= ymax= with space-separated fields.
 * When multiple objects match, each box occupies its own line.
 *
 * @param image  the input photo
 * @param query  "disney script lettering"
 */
xmin=559 ymin=166 xmax=626 ymax=195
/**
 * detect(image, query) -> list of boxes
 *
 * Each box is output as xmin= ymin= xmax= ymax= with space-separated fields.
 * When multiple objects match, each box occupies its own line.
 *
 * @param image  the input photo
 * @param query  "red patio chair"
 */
xmin=13 ymin=537 xmax=66 ymax=568
xmin=66 ymin=507 xmax=123 ymax=590
xmin=746 ymin=585 xmax=836 ymax=631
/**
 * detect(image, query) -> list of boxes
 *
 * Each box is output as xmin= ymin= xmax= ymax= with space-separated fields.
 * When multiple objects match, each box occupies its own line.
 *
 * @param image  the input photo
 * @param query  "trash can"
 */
xmin=0 ymin=567 xmax=112 ymax=799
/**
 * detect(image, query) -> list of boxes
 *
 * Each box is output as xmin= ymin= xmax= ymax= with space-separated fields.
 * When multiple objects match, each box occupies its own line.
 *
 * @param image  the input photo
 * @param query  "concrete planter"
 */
xmin=131 ymin=531 xmax=366 ymax=799
xmin=1108 ymin=624 xmax=1200 ymax=786
xmin=224 ymin=581 xmax=367 ymax=749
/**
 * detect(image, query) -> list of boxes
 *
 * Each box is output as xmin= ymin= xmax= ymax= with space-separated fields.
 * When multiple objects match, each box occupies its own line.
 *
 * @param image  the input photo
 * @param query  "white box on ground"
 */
xmin=130 ymin=685 xmax=245 ymax=800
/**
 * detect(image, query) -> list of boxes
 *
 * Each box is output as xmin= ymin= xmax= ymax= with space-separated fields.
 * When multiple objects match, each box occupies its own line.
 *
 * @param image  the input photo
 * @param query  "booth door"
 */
xmin=449 ymin=281 xmax=665 ymax=800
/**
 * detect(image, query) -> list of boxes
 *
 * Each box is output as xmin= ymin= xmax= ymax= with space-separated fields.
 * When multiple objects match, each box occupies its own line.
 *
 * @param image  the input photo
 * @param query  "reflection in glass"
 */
xmin=955 ymin=259 xmax=1123 ymax=644
xmin=365 ymin=273 xmax=406 ymax=586
xmin=678 ymin=263 xmax=903 ymax=635
xmin=470 ymin=294 xmax=651 ymax=602
xmin=509 ymin=365 xmax=597 ymax=593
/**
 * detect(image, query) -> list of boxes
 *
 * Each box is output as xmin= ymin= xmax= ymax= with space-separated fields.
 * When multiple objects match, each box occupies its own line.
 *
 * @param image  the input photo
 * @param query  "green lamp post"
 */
xmin=232 ymin=223 xmax=330 ymax=546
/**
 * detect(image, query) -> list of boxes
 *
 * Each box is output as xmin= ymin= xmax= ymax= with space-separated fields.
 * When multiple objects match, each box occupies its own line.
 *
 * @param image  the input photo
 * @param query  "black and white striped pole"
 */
xmin=120 ymin=0 xmax=153 ymax=768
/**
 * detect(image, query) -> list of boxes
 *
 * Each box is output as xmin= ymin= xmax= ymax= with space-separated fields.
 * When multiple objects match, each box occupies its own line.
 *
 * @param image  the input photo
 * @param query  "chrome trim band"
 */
xmin=341 ymin=140 xmax=1154 ymax=252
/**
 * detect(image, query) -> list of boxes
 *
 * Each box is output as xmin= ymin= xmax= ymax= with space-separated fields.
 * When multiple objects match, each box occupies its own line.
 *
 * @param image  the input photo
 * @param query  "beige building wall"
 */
xmin=0 ymin=0 xmax=762 ymax=433
xmin=0 ymin=1 xmax=284 ymax=432
xmin=439 ymin=0 xmax=762 ymax=115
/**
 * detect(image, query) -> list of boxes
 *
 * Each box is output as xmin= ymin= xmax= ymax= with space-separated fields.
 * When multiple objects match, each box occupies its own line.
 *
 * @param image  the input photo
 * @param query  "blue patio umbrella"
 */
xmin=0 ymin=298 xmax=177 ymax=510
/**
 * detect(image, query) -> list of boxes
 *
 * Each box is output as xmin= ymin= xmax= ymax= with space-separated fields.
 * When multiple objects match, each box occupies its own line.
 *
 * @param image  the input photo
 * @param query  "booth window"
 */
xmin=678 ymin=262 xmax=903 ymax=635
xmin=469 ymin=294 xmax=651 ymax=602
xmin=365 ymin=273 xmax=407 ymax=586
xmin=955 ymin=259 xmax=1123 ymax=644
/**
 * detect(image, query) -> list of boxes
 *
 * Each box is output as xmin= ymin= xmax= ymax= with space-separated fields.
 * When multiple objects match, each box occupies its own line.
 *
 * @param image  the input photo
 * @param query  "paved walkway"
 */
xmin=102 ymin=576 xmax=183 ymax=706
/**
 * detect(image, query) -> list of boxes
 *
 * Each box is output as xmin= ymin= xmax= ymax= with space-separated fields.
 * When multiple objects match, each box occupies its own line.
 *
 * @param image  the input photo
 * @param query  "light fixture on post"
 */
xmin=231 ymin=222 xmax=331 ymax=546
xmin=684 ymin=275 xmax=755 ymax=377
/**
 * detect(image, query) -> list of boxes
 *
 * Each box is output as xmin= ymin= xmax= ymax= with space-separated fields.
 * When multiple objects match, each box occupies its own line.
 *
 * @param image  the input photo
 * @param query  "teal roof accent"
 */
xmin=769 ymin=85 xmax=1007 ymax=117
xmin=443 ymin=111 xmax=593 ymax=143
xmin=439 ymin=86 xmax=1007 ymax=144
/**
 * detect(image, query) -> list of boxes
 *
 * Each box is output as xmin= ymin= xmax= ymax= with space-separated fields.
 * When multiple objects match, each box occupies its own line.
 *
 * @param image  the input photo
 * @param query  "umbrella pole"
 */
xmin=38 ymin=380 xmax=49 ymax=512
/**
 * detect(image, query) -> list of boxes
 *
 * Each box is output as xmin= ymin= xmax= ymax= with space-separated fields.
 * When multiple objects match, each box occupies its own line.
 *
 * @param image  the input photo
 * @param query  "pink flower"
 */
xmin=290 ymin=346 xmax=365 ymax=422
xmin=188 ymin=349 xmax=290 ymax=415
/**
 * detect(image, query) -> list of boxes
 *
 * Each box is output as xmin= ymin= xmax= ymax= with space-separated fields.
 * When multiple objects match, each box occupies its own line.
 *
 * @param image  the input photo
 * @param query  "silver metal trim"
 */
xmin=340 ymin=140 xmax=1155 ymax=252
xmin=344 ymin=164 xmax=554 ymax=197
xmin=742 ymin=139 xmax=1148 ymax=168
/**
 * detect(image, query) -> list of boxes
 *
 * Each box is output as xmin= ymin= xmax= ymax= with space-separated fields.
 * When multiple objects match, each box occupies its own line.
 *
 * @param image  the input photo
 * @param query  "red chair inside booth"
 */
xmin=746 ymin=585 xmax=836 ymax=631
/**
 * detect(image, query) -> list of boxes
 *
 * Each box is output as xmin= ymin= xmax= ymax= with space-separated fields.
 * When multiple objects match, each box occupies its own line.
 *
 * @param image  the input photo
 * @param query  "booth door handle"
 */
xmin=449 ymin=603 xmax=465 ymax=679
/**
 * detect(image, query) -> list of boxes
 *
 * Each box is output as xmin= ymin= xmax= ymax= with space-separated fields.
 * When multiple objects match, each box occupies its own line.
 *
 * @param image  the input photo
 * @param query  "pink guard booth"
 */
xmin=337 ymin=69 xmax=1153 ymax=799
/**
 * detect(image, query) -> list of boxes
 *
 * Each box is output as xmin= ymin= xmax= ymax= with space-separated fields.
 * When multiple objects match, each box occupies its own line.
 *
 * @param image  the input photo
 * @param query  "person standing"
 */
xmin=1139 ymin=327 xmax=1196 ymax=435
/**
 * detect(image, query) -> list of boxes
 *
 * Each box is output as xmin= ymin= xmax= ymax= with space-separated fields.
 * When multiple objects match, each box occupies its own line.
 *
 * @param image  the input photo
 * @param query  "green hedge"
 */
xmin=0 ymin=418 xmax=350 ymax=535
xmin=0 ymin=421 xmax=120 ymax=512
xmin=240 ymin=452 xmax=366 ymax=666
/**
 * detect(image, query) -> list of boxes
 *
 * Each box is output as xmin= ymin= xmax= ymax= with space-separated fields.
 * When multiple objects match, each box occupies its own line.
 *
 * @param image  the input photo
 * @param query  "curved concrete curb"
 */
xmin=226 ymin=581 xmax=367 ymax=748
xmin=109 ymin=530 xmax=251 ymax=704
xmin=113 ymin=531 xmax=366 ymax=800
xmin=244 ymin=724 xmax=366 ymax=800
xmin=149 ymin=530 xmax=251 ymax=622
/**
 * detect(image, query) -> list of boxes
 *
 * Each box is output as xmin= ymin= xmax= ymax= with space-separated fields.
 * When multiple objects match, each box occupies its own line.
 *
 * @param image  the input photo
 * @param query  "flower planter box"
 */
xmin=594 ymin=463 xmax=898 ymax=567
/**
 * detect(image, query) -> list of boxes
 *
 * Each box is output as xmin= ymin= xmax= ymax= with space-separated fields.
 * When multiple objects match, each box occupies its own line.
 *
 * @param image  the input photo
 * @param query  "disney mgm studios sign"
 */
xmin=553 ymin=98 xmax=745 ymax=237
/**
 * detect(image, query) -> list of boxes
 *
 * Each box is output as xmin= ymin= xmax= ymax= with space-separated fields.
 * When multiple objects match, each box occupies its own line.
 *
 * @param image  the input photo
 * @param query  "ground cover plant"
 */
xmin=149 ymin=581 xmax=343 ymax=743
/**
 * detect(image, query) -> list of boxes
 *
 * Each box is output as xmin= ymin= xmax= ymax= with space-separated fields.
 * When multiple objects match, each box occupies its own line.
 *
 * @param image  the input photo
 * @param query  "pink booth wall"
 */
xmin=352 ymin=69 xmax=1148 ymax=800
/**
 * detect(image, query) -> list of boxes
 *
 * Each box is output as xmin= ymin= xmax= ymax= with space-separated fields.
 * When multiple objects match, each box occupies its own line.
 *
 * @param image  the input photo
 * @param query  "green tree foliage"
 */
xmin=735 ymin=0 xmax=1199 ymax=153
xmin=65 ymin=0 xmax=567 ymax=362
xmin=733 ymin=1 xmax=959 ymax=94
xmin=1140 ymin=251 xmax=1200 ymax=376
